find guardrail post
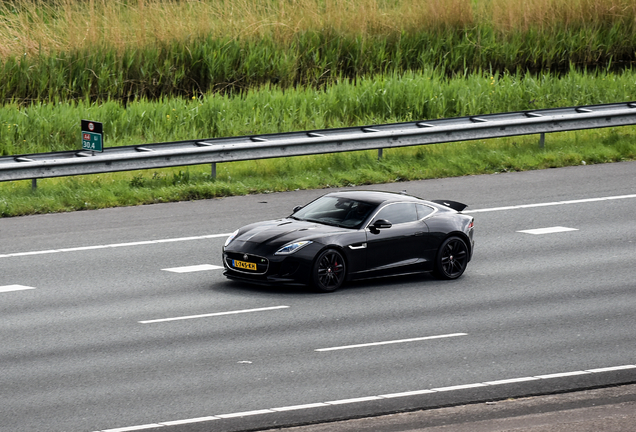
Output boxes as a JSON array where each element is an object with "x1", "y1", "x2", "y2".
[
  {"x1": 539, "y1": 132, "x2": 545, "y2": 149},
  {"x1": 32, "y1": 179, "x2": 37, "y2": 190},
  {"x1": 378, "y1": 148, "x2": 383, "y2": 160},
  {"x1": 211, "y1": 163, "x2": 216, "y2": 179}
]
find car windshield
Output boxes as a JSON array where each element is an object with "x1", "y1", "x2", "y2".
[{"x1": 291, "y1": 196, "x2": 378, "y2": 229}]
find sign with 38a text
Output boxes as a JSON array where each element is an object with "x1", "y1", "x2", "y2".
[{"x1": 81, "y1": 120, "x2": 103, "y2": 152}]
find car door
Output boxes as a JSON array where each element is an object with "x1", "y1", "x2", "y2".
[{"x1": 364, "y1": 202, "x2": 429, "y2": 274}]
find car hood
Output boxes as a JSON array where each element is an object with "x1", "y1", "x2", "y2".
[{"x1": 234, "y1": 219, "x2": 348, "y2": 248}]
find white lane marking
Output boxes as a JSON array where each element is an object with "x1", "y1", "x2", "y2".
[
  {"x1": 431, "y1": 383, "x2": 487, "y2": 392},
  {"x1": 0, "y1": 285, "x2": 36, "y2": 293},
  {"x1": 484, "y1": 376, "x2": 539, "y2": 385},
  {"x1": 378, "y1": 389, "x2": 437, "y2": 398},
  {"x1": 95, "y1": 364, "x2": 636, "y2": 432},
  {"x1": 535, "y1": 371, "x2": 589, "y2": 379},
  {"x1": 138, "y1": 305, "x2": 290, "y2": 324},
  {"x1": 517, "y1": 226, "x2": 579, "y2": 235},
  {"x1": 465, "y1": 193, "x2": 636, "y2": 213},
  {"x1": 4, "y1": 193, "x2": 635, "y2": 260},
  {"x1": 587, "y1": 365, "x2": 636, "y2": 373},
  {"x1": 315, "y1": 333, "x2": 467, "y2": 352},
  {"x1": 0, "y1": 233, "x2": 232, "y2": 259},
  {"x1": 161, "y1": 264, "x2": 223, "y2": 273},
  {"x1": 161, "y1": 417, "x2": 218, "y2": 426},
  {"x1": 216, "y1": 410, "x2": 275, "y2": 419},
  {"x1": 102, "y1": 424, "x2": 162, "y2": 432},
  {"x1": 5, "y1": 192, "x2": 636, "y2": 260},
  {"x1": 325, "y1": 396, "x2": 383, "y2": 405},
  {"x1": 271, "y1": 403, "x2": 330, "y2": 412}
]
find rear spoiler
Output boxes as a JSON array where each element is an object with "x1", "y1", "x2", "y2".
[{"x1": 431, "y1": 200, "x2": 468, "y2": 212}]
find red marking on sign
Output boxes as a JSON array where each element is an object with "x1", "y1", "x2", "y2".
[
  {"x1": 83, "y1": 133, "x2": 90, "y2": 140},
  {"x1": 88, "y1": 122, "x2": 94, "y2": 131}
]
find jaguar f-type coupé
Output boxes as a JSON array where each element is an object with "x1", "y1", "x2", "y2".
[{"x1": 222, "y1": 190, "x2": 474, "y2": 292}]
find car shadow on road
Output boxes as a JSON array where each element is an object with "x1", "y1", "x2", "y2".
[
  {"x1": 208, "y1": 279, "x2": 313, "y2": 296},
  {"x1": 208, "y1": 271, "x2": 455, "y2": 297}
]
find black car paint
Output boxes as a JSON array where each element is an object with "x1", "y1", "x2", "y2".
[{"x1": 222, "y1": 191, "x2": 474, "y2": 288}]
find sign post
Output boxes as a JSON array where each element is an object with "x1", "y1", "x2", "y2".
[{"x1": 81, "y1": 120, "x2": 104, "y2": 152}]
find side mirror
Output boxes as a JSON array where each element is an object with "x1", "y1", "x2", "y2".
[
  {"x1": 370, "y1": 219, "x2": 392, "y2": 233},
  {"x1": 292, "y1": 205, "x2": 303, "y2": 213},
  {"x1": 374, "y1": 219, "x2": 392, "y2": 229}
]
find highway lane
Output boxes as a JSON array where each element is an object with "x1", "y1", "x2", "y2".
[{"x1": 0, "y1": 161, "x2": 635, "y2": 432}]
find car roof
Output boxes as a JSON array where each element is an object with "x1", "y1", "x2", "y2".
[{"x1": 324, "y1": 190, "x2": 425, "y2": 206}]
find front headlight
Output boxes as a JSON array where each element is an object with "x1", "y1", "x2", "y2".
[
  {"x1": 275, "y1": 240, "x2": 312, "y2": 255},
  {"x1": 224, "y1": 229, "x2": 239, "y2": 247}
]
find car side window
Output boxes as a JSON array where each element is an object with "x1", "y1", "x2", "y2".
[
  {"x1": 416, "y1": 204, "x2": 435, "y2": 219},
  {"x1": 372, "y1": 203, "x2": 418, "y2": 225}
]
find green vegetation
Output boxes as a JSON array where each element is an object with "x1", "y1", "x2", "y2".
[
  {"x1": 2, "y1": 25, "x2": 635, "y2": 103},
  {"x1": 1, "y1": 0, "x2": 635, "y2": 103},
  {"x1": 2, "y1": 127, "x2": 635, "y2": 217},
  {"x1": 1, "y1": 0, "x2": 635, "y2": 217},
  {"x1": 3, "y1": 68, "x2": 636, "y2": 155}
]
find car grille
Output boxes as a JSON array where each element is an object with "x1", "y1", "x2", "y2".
[{"x1": 225, "y1": 252, "x2": 269, "y2": 275}]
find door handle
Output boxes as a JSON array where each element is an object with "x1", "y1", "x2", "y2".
[{"x1": 348, "y1": 243, "x2": 367, "y2": 250}]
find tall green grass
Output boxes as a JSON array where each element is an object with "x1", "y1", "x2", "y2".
[
  {"x1": 2, "y1": 25, "x2": 635, "y2": 103},
  {"x1": 2, "y1": 0, "x2": 635, "y2": 217},
  {"x1": 1, "y1": 0, "x2": 635, "y2": 103},
  {"x1": 2, "y1": 67, "x2": 635, "y2": 217},
  {"x1": 2, "y1": 68, "x2": 635, "y2": 156}
]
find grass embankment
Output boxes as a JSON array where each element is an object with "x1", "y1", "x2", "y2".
[
  {"x1": 1, "y1": 0, "x2": 635, "y2": 217},
  {"x1": 2, "y1": 128, "x2": 634, "y2": 217},
  {"x1": 1, "y1": 0, "x2": 635, "y2": 102},
  {"x1": 2, "y1": 68, "x2": 636, "y2": 155},
  {"x1": 1, "y1": 69, "x2": 635, "y2": 217}
]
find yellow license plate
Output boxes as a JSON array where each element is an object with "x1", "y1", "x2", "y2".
[{"x1": 233, "y1": 259, "x2": 257, "y2": 271}]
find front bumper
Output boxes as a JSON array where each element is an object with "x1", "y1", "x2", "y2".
[{"x1": 222, "y1": 248, "x2": 314, "y2": 286}]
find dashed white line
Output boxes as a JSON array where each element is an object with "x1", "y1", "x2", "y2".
[
  {"x1": 3, "y1": 193, "x2": 635, "y2": 260},
  {"x1": 518, "y1": 226, "x2": 579, "y2": 235},
  {"x1": 94, "y1": 364, "x2": 636, "y2": 432},
  {"x1": 161, "y1": 264, "x2": 223, "y2": 273},
  {"x1": 315, "y1": 333, "x2": 467, "y2": 352},
  {"x1": 138, "y1": 305, "x2": 290, "y2": 324},
  {"x1": 0, "y1": 285, "x2": 36, "y2": 293}
]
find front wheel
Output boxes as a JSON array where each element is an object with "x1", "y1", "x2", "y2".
[
  {"x1": 312, "y1": 249, "x2": 346, "y2": 292},
  {"x1": 434, "y1": 236, "x2": 469, "y2": 280}
]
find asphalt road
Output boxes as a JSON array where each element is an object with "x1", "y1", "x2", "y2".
[
  {"x1": 256, "y1": 383, "x2": 636, "y2": 432},
  {"x1": 1, "y1": 161, "x2": 635, "y2": 432}
]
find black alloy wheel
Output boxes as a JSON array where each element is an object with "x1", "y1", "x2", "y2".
[
  {"x1": 434, "y1": 236, "x2": 469, "y2": 280},
  {"x1": 312, "y1": 249, "x2": 346, "y2": 292}
]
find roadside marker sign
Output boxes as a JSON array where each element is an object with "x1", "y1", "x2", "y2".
[{"x1": 81, "y1": 120, "x2": 103, "y2": 152}]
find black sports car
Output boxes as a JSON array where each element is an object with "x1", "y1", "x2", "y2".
[{"x1": 222, "y1": 190, "x2": 474, "y2": 292}]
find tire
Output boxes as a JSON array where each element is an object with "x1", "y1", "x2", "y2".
[
  {"x1": 434, "y1": 236, "x2": 469, "y2": 280},
  {"x1": 312, "y1": 248, "x2": 346, "y2": 292}
]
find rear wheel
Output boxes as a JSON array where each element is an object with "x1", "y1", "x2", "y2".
[
  {"x1": 434, "y1": 236, "x2": 468, "y2": 280},
  {"x1": 312, "y1": 249, "x2": 346, "y2": 292}
]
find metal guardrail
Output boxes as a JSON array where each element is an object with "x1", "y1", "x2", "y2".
[{"x1": 1, "y1": 102, "x2": 635, "y2": 184}]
